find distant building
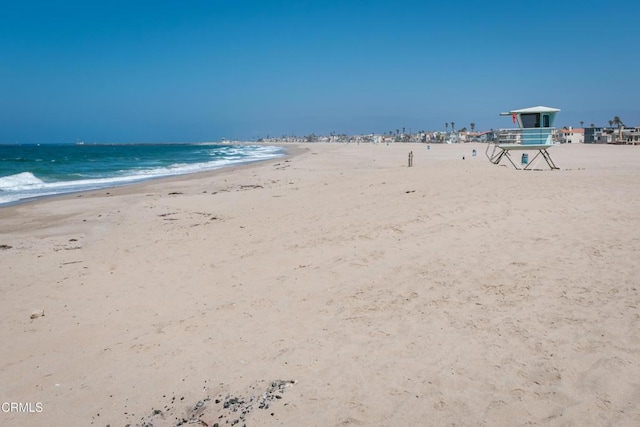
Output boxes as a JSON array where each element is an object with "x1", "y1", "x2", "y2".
[
  {"x1": 558, "y1": 127, "x2": 584, "y2": 144},
  {"x1": 597, "y1": 130, "x2": 615, "y2": 144},
  {"x1": 584, "y1": 127, "x2": 602, "y2": 144},
  {"x1": 622, "y1": 127, "x2": 640, "y2": 144},
  {"x1": 478, "y1": 130, "x2": 496, "y2": 142}
]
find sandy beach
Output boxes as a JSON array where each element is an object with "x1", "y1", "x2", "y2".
[{"x1": 1, "y1": 142, "x2": 640, "y2": 426}]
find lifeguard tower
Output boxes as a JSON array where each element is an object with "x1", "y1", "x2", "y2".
[{"x1": 486, "y1": 106, "x2": 560, "y2": 170}]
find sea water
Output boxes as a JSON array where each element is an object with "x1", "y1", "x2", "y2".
[{"x1": 0, "y1": 143, "x2": 284, "y2": 206}]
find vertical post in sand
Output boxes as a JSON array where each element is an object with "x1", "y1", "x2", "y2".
[{"x1": 408, "y1": 151, "x2": 413, "y2": 167}]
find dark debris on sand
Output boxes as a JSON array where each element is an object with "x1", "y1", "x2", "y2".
[{"x1": 135, "y1": 379, "x2": 295, "y2": 427}]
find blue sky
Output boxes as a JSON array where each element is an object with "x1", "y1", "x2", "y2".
[{"x1": 1, "y1": 0, "x2": 638, "y2": 143}]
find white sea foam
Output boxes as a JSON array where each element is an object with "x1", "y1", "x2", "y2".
[
  {"x1": 0, "y1": 172, "x2": 45, "y2": 191},
  {"x1": 0, "y1": 145, "x2": 284, "y2": 206}
]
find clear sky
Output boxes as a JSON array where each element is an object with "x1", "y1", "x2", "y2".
[{"x1": 1, "y1": 0, "x2": 638, "y2": 143}]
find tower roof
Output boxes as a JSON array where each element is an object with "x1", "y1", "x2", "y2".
[{"x1": 500, "y1": 106, "x2": 561, "y2": 115}]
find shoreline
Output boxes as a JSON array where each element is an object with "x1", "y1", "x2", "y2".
[
  {"x1": 0, "y1": 143, "x2": 302, "y2": 209},
  {"x1": 1, "y1": 142, "x2": 640, "y2": 426},
  {"x1": 3, "y1": 141, "x2": 639, "y2": 209}
]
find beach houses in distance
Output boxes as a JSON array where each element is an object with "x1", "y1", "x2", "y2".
[
  {"x1": 255, "y1": 121, "x2": 640, "y2": 146},
  {"x1": 583, "y1": 126, "x2": 640, "y2": 144}
]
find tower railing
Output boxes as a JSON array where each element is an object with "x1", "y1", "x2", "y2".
[{"x1": 497, "y1": 128, "x2": 558, "y2": 146}]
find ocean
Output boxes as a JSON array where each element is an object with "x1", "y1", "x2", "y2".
[{"x1": 0, "y1": 143, "x2": 284, "y2": 206}]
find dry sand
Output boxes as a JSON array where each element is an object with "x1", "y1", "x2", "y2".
[{"x1": 1, "y1": 142, "x2": 640, "y2": 426}]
